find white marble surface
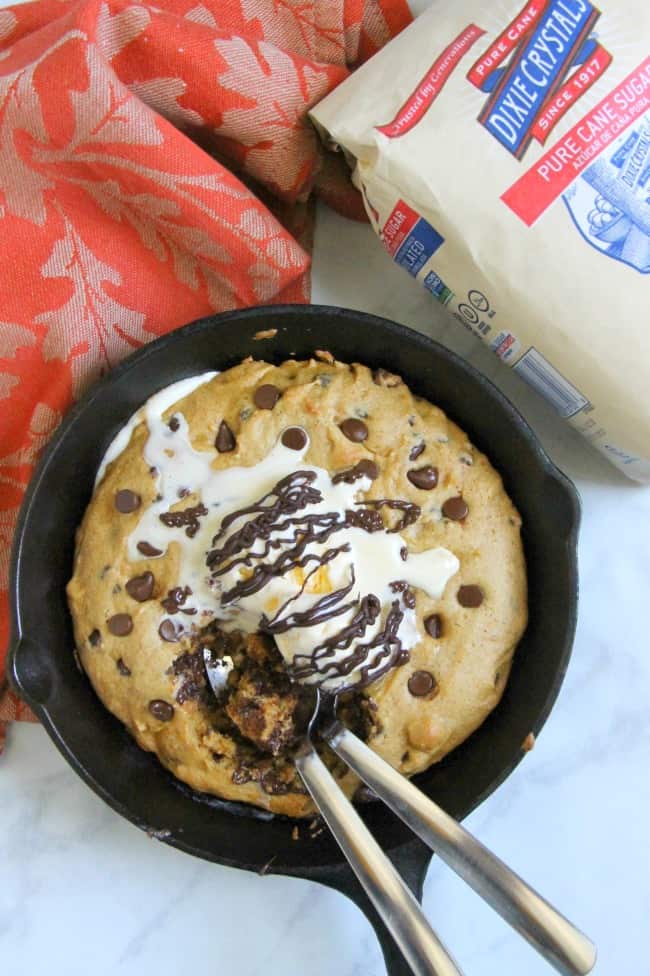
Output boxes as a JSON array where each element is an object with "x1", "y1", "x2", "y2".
[
  {"x1": 3, "y1": 200, "x2": 649, "y2": 976},
  {"x1": 2, "y1": 2, "x2": 650, "y2": 971}
]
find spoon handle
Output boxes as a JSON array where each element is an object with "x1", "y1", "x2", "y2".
[
  {"x1": 295, "y1": 743, "x2": 463, "y2": 976},
  {"x1": 327, "y1": 725, "x2": 596, "y2": 976}
]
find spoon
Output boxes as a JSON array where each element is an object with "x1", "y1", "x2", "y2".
[
  {"x1": 204, "y1": 656, "x2": 596, "y2": 976},
  {"x1": 205, "y1": 649, "x2": 463, "y2": 976},
  {"x1": 305, "y1": 688, "x2": 596, "y2": 976}
]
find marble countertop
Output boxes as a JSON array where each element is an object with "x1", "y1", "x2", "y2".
[{"x1": 4, "y1": 201, "x2": 649, "y2": 976}]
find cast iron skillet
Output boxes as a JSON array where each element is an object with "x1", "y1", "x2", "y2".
[{"x1": 9, "y1": 305, "x2": 580, "y2": 975}]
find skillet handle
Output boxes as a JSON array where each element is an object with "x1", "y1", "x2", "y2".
[
  {"x1": 328, "y1": 725, "x2": 597, "y2": 976},
  {"x1": 295, "y1": 743, "x2": 463, "y2": 976},
  {"x1": 309, "y1": 837, "x2": 434, "y2": 976}
]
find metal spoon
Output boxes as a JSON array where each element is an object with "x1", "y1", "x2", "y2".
[
  {"x1": 311, "y1": 688, "x2": 597, "y2": 976},
  {"x1": 205, "y1": 649, "x2": 463, "y2": 976},
  {"x1": 295, "y1": 738, "x2": 464, "y2": 976},
  {"x1": 204, "y1": 655, "x2": 596, "y2": 976}
]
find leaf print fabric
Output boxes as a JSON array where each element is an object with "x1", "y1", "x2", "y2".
[{"x1": 0, "y1": 0, "x2": 412, "y2": 745}]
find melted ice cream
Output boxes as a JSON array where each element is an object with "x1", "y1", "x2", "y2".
[{"x1": 99, "y1": 378, "x2": 460, "y2": 691}]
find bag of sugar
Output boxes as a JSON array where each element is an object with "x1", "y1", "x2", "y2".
[{"x1": 311, "y1": 0, "x2": 650, "y2": 481}]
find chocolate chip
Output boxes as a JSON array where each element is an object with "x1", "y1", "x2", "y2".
[
  {"x1": 281, "y1": 426, "x2": 307, "y2": 451},
  {"x1": 125, "y1": 571, "x2": 155, "y2": 602},
  {"x1": 115, "y1": 489, "x2": 141, "y2": 513},
  {"x1": 408, "y1": 670, "x2": 438, "y2": 697},
  {"x1": 159, "y1": 618, "x2": 183, "y2": 642},
  {"x1": 107, "y1": 613, "x2": 133, "y2": 637},
  {"x1": 442, "y1": 496, "x2": 469, "y2": 521},
  {"x1": 168, "y1": 415, "x2": 179, "y2": 432},
  {"x1": 457, "y1": 584, "x2": 484, "y2": 608},
  {"x1": 340, "y1": 418, "x2": 368, "y2": 442},
  {"x1": 409, "y1": 442, "x2": 425, "y2": 461},
  {"x1": 407, "y1": 465, "x2": 438, "y2": 490},
  {"x1": 148, "y1": 699, "x2": 174, "y2": 722},
  {"x1": 177, "y1": 487, "x2": 190, "y2": 499},
  {"x1": 400, "y1": 546, "x2": 408, "y2": 561},
  {"x1": 215, "y1": 419, "x2": 236, "y2": 453},
  {"x1": 116, "y1": 658, "x2": 131, "y2": 676},
  {"x1": 424, "y1": 614, "x2": 442, "y2": 638},
  {"x1": 136, "y1": 540, "x2": 163, "y2": 557},
  {"x1": 88, "y1": 629, "x2": 101, "y2": 647},
  {"x1": 253, "y1": 384, "x2": 281, "y2": 410}
]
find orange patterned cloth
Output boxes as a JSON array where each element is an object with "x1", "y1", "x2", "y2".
[{"x1": 0, "y1": 0, "x2": 411, "y2": 748}]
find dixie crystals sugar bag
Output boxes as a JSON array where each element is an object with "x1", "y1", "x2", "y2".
[{"x1": 311, "y1": 0, "x2": 650, "y2": 481}]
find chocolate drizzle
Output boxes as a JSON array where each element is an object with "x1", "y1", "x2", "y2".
[
  {"x1": 205, "y1": 468, "x2": 424, "y2": 692},
  {"x1": 208, "y1": 472, "x2": 349, "y2": 604},
  {"x1": 262, "y1": 568, "x2": 357, "y2": 635},
  {"x1": 291, "y1": 593, "x2": 381, "y2": 679},
  {"x1": 355, "y1": 498, "x2": 420, "y2": 533},
  {"x1": 161, "y1": 585, "x2": 195, "y2": 615},
  {"x1": 332, "y1": 459, "x2": 379, "y2": 484},
  {"x1": 345, "y1": 508, "x2": 384, "y2": 533},
  {"x1": 159, "y1": 502, "x2": 208, "y2": 538},
  {"x1": 389, "y1": 579, "x2": 416, "y2": 609},
  {"x1": 292, "y1": 600, "x2": 408, "y2": 688}
]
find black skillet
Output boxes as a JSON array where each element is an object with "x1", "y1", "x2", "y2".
[{"x1": 8, "y1": 305, "x2": 580, "y2": 975}]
